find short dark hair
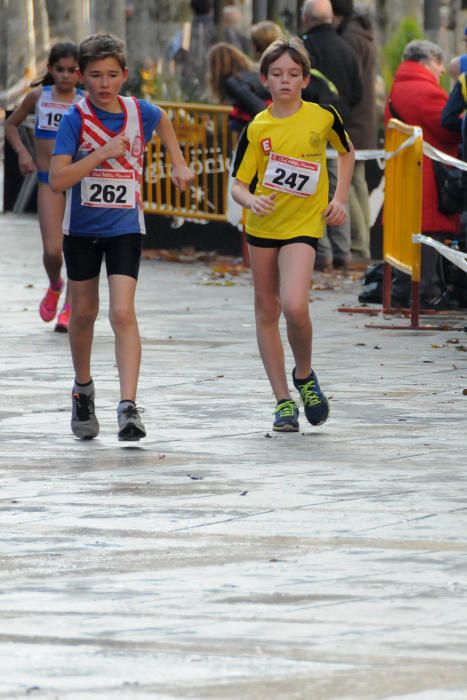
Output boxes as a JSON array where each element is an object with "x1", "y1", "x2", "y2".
[
  {"x1": 79, "y1": 33, "x2": 126, "y2": 73},
  {"x1": 190, "y1": 0, "x2": 211, "y2": 15},
  {"x1": 330, "y1": 0, "x2": 354, "y2": 16},
  {"x1": 259, "y1": 37, "x2": 311, "y2": 78}
]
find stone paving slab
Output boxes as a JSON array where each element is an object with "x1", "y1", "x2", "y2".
[{"x1": 0, "y1": 213, "x2": 466, "y2": 699}]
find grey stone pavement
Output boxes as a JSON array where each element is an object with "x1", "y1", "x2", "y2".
[{"x1": 0, "y1": 212, "x2": 467, "y2": 700}]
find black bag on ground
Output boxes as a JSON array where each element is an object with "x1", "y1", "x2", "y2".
[
  {"x1": 432, "y1": 160, "x2": 463, "y2": 215},
  {"x1": 358, "y1": 262, "x2": 385, "y2": 304}
]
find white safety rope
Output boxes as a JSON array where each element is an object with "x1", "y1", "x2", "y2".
[{"x1": 412, "y1": 234, "x2": 467, "y2": 274}]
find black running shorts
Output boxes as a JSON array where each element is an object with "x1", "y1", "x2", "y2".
[
  {"x1": 246, "y1": 234, "x2": 319, "y2": 251},
  {"x1": 63, "y1": 233, "x2": 142, "y2": 281}
]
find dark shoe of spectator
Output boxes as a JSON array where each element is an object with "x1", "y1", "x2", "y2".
[
  {"x1": 315, "y1": 260, "x2": 333, "y2": 273},
  {"x1": 333, "y1": 258, "x2": 349, "y2": 271},
  {"x1": 421, "y1": 291, "x2": 460, "y2": 311}
]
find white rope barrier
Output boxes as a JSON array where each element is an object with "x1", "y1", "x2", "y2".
[
  {"x1": 412, "y1": 234, "x2": 467, "y2": 274},
  {"x1": 327, "y1": 130, "x2": 467, "y2": 172}
]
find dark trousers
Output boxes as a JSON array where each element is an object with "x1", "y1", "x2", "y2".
[{"x1": 392, "y1": 232, "x2": 449, "y2": 304}]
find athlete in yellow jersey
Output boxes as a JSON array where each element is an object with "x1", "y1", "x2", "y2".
[{"x1": 231, "y1": 37, "x2": 355, "y2": 432}]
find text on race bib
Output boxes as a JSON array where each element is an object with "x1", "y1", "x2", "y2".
[
  {"x1": 81, "y1": 170, "x2": 136, "y2": 209},
  {"x1": 263, "y1": 152, "x2": 321, "y2": 197},
  {"x1": 36, "y1": 101, "x2": 70, "y2": 132}
]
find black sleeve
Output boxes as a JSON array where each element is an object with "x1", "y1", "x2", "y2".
[
  {"x1": 441, "y1": 80, "x2": 464, "y2": 133},
  {"x1": 322, "y1": 104, "x2": 351, "y2": 152},
  {"x1": 224, "y1": 76, "x2": 267, "y2": 117},
  {"x1": 232, "y1": 125, "x2": 250, "y2": 178}
]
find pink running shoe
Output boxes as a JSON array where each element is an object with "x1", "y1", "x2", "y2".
[
  {"x1": 39, "y1": 279, "x2": 64, "y2": 322},
  {"x1": 54, "y1": 304, "x2": 71, "y2": 333}
]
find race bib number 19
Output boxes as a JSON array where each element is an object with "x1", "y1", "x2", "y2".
[
  {"x1": 36, "y1": 100, "x2": 70, "y2": 132},
  {"x1": 263, "y1": 152, "x2": 320, "y2": 197},
  {"x1": 81, "y1": 170, "x2": 136, "y2": 209}
]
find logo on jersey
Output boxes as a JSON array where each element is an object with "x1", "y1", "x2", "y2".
[
  {"x1": 80, "y1": 141, "x2": 94, "y2": 153},
  {"x1": 309, "y1": 131, "x2": 321, "y2": 147},
  {"x1": 261, "y1": 138, "x2": 272, "y2": 153},
  {"x1": 131, "y1": 135, "x2": 143, "y2": 158}
]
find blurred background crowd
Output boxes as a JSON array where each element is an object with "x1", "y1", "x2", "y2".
[
  {"x1": 1, "y1": 0, "x2": 467, "y2": 308},
  {"x1": 1, "y1": 1, "x2": 466, "y2": 110}
]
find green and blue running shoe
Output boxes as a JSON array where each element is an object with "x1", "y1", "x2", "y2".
[
  {"x1": 273, "y1": 399, "x2": 299, "y2": 432},
  {"x1": 292, "y1": 368, "x2": 329, "y2": 426}
]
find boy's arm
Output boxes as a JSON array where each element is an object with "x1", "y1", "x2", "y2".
[
  {"x1": 231, "y1": 179, "x2": 275, "y2": 216},
  {"x1": 324, "y1": 143, "x2": 355, "y2": 227},
  {"x1": 154, "y1": 109, "x2": 193, "y2": 191},
  {"x1": 49, "y1": 134, "x2": 130, "y2": 193},
  {"x1": 4, "y1": 90, "x2": 40, "y2": 175}
]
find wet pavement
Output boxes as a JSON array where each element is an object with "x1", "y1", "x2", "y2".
[{"x1": 1, "y1": 212, "x2": 467, "y2": 700}]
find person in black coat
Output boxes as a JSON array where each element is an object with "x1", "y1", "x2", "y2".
[
  {"x1": 301, "y1": 0, "x2": 362, "y2": 116},
  {"x1": 301, "y1": 0, "x2": 361, "y2": 270}
]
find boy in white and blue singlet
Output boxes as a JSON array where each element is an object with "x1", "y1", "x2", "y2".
[{"x1": 50, "y1": 33, "x2": 193, "y2": 442}]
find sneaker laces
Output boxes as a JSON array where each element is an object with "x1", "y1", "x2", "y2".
[
  {"x1": 121, "y1": 404, "x2": 145, "y2": 418},
  {"x1": 299, "y1": 378, "x2": 322, "y2": 407},
  {"x1": 275, "y1": 400, "x2": 297, "y2": 417},
  {"x1": 73, "y1": 392, "x2": 93, "y2": 420}
]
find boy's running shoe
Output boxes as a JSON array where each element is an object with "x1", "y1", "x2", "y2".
[
  {"x1": 71, "y1": 386, "x2": 99, "y2": 439},
  {"x1": 54, "y1": 304, "x2": 71, "y2": 333},
  {"x1": 273, "y1": 399, "x2": 299, "y2": 432},
  {"x1": 118, "y1": 403, "x2": 146, "y2": 441},
  {"x1": 293, "y1": 368, "x2": 329, "y2": 426},
  {"x1": 39, "y1": 278, "x2": 64, "y2": 322}
]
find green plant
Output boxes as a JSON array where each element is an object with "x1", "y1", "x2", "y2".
[{"x1": 382, "y1": 16, "x2": 424, "y2": 92}]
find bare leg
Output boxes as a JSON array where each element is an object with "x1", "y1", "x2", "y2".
[
  {"x1": 37, "y1": 183, "x2": 66, "y2": 287},
  {"x1": 68, "y1": 277, "x2": 99, "y2": 383},
  {"x1": 278, "y1": 243, "x2": 316, "y2": 379},
  {"x1": 249, "y1": 245, "x2": 290, "y2": 401},
  {"x1": 108, "y1": 274, "x2": 140, "y2": 402}
]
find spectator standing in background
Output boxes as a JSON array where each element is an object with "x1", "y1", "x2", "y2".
[
  {"x1": 385, "y1": 40, "x2": 461, "y2": 310},
  {"x1": 331, "y1": 0, "x2": 377, "y2": 262},
  {"x1": 222, "y1": 5, "x2": 251, "y2": 56},
  {"x1": 301, "y1": 0, "x2": 362, "y2": 270},
  {"x1": 167, "y1": 0, "x2": 217, "y2": 102},
  {"x1": 448, "y1": 27, "x2": 467, "y2": 80},
  {"x1": 207, "y1": 43, "x2": 271, "y2": 132},
  {"x1": 250, "y1": 20, "x2": 283, "y2": 59}
]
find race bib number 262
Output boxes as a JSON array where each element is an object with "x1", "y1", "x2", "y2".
[
  {"x1": 263, "y1": 152, "x2": 320, "y2": 197},
  {"x1": 81, "y1": 170, "x2": 136, "y2": 209}
]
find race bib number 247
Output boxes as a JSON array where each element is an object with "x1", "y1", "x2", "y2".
[{"x1": 263, "y1": 152, "x2": 320, "y2": 197}]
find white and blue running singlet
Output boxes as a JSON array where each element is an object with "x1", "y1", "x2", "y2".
[
  {"x1": 63, "y1": 95, "x2": 146, "y2": 237},
  {"x1": 35, "y1": 85, "x2": 83, "y2": 140}
]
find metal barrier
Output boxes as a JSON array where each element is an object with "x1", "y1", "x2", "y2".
[
  {"x1": 381, "y1": 118, "x2": 423, "y2": 328},
  {"x1": 144, "y1": 101, "x2": 238, "y2": 223}
]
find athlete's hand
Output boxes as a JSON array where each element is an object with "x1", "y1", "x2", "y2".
[
  {"x1": 101, "y1": 135, "x2": 130, "y2": 160},
  {"x1": 18, "y1": 152, "x2": 37, "y2": 177},
  {"x1": 324, "y1": 198, "x2": 347, "y2": 227},
  {"x1": 250, "y1": 194, "x2": 276, "y2": 217},
  {"x1": 171, "y1": 163, "x2": 194, "y2": 192}
]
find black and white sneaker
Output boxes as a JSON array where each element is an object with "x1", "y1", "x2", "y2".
[{"x1": 117, "y1": 402, "x2": 146, "y2": 441}]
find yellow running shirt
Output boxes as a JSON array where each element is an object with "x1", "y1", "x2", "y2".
[{"x1": 233, "y1": 101, "x2": 351, "y2": 240}]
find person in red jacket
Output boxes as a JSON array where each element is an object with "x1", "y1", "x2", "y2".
[{"x1": 384, "y1": 40, "x2": 461, "y2": 309}]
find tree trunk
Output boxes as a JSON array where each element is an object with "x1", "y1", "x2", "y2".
[
  {"x1": 90, "y1": 0, "x2": 126, "y2": 39},
  {"x1": 45, "y1": 0, "x2": 90, "y2": 43}
]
